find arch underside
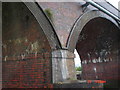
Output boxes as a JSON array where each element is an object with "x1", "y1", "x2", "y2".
[
  {"x1": 76, "y1": 17, "x2": 120, "y2": 80},
  {"x1": 67, "y1": 10, "x2": 119, "y2": 52},
  {"x1": 2, "y1": 2, "x2": 120, "y2": 88},
  {"x1": 67, "y1": 10, "x2": 120, "y2": 83},
  {"x1": 2, "y1": 2, "x2": 60, "y2": 88}
]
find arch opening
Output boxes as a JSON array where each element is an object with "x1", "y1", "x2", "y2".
[
  {"x1": 75, "y1": 17, "x2": 120, "y2": 87},
  {"x1": 74, "y1": 49, "x2": 82, "y2": 80}
]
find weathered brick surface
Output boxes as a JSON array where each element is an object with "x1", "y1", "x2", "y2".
[
  {"x1": 39, "y1": 2, "x2": 83, "y2": 47},
  {"x1": 81, "y1": 60, "x2": 119, "y2": 80},
  {"x1": 2, "y1": 54, "x2": 52, "y2": 88},
  {"x1": 2, "y1": 2, "x2": 120, "y2": 88},
  {"x1": 76, "y1": 18, "x2": 120, "y2": 80},
  {"x1": 2, "y1": 2, "x2": 52, "y2": 88}
]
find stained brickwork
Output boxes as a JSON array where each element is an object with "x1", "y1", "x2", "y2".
[
  {"x1": 39, "y1": 2, "x2": 83, "y2": 47},
  {"x1": 76, "y1": 17, "x2": 120, "y2": 80},
  {"x1": 2, "y1": 2, "x2": 52, "y2": 88},
  {"x1": 2, "y1": 53, "x2": 53, "y2": 88},
  {"x1": 82, "y1": 61, "x2": 119, "y2": 80},
  {"x1": 2, "y1": 1, "x2": 120, "y2": 88}
]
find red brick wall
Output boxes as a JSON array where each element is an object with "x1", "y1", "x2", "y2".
[
  {"x1": 82, "y1": 60, "x2": 119, "y2": 80},
  {"x1": 76, "y1": 18, "x2": 120, "y2": 80},
  {"x1": 2, "y1": 53, "x2": 52, "y2": 88},
  {"x1": 39, "y1": 2, "x2": 83, "y2": 47},
  {"x1": 2, "y1": 2, "x2": 53, "y2": 88}
]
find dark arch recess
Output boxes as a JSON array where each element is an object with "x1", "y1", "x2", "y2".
[
  {"x1": 2, "y1": 2, "x2": 61, "y2": 88},
  {"x1": 67, "y1": 10, "x2": 119, "y2": 52},
  {"x1": 76, "y1": 17, "x2": 120, "y2": 87},
  {"x1": 67, "y1": 10, "x2": 120, "y2": 87}
]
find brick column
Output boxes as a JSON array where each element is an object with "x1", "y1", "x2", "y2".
[{"x1": 52, "y1": 50, "x2": 76, "y2": 83}]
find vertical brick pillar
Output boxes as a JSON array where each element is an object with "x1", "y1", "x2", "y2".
[{"x1": 52, "y1": 50, "x2": 76, "y2": 83}]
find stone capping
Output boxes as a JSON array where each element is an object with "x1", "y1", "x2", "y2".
[{"x1": 52, "y1": 50, "x2": 75, "y2": 59}]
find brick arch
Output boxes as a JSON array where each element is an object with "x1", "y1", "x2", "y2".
[
  {"x1": 66, "y1": 10, "x2": 120, "y2": 87},
  {"x1": 24, "y1": 2, "x2": 62, "y2": 49},
  {"x1": 2, "y1": 2, "x2": 61, "y2": 88},
  {"x1": 76, "y1": 17, "x2": 120, "y2": 79},
  {"x1": 66, "y1": 10, "x2": 119, "y2": 52}
]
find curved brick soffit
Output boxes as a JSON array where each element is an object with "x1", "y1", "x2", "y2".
[
  {"x1": 66, "y1": 10, "x2": 120, "y2": 52},
  {"x1": 23, "y1": 2, "x2": 62, "y2": 50}
]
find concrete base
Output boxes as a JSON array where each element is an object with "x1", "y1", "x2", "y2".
[
  {"x1": 54, "y1": 80, "x2": 104, "y2": 88},
  {"x1": 52, "y1": 50, "x2": 76, "y2": 83}
]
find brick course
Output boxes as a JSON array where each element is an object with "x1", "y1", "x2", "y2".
[{"x1": 2, "y1": 2, "x2": 52, "y2": 88}]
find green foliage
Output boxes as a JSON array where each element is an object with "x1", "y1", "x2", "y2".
[
  {"x1": 44, "y1": 8, "x2": 53, "y2": 21},
  {"x1": 76, "y1": 67, "x2": 82, "y2": 71}
]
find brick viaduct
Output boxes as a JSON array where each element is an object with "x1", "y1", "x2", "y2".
[{"x1": 1, "y1": 1, "x2": 120, "y2": 88}]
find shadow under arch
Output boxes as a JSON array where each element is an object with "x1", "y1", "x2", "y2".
[
  {"x1": 66, "y1": 10, "x2": 120, "y2": 87},
  {"x1": 67, "y1": 10, "x2": 119, "y2": 52},
  {"x1": 2, "y1": 2, "x2": 61, "y2": 88}
]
